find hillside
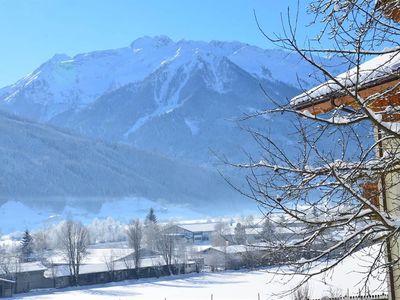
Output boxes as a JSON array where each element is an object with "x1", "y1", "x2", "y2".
[{"x1": 0, "y1": 111, "x2": 242, "y2": 212}]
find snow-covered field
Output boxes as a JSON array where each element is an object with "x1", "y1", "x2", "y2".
[{"x1": 14, "y1": 247, "x2": 387, "y2": 300}]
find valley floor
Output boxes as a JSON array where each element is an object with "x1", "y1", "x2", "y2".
[{"x1": 14, "y1": 247, "x2": 387, "y2": 300}]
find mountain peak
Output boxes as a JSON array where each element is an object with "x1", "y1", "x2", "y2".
[
  {"x1": 49, "y1": 53, "x2": 71, "y2": 63},
  {"x1": 130, "y1": 35, "x2": 174, "y2": 49}
]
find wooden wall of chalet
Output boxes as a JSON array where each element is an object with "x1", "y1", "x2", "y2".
[{"x1": 379, "y1": 0, "x2": 400, "y2": 22}]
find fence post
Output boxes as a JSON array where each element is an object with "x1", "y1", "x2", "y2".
[
  {"x1": 211, "y1": 293, "x2": 213, "y2": 300},
  {"x1": 258, "y1": 292, "x2": 260, "y2": 300}
]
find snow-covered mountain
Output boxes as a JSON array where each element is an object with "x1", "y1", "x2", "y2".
[{"x1": 0, "y1": 36, "x2": 340, "y2": 164}]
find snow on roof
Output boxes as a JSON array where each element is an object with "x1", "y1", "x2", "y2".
[
  {"x1": 203, "y1": 244, "x2": 267, "y2": 254},
  {"x1": 245, "y1": 227, "x2": 262, "y2": 235},
  {"x1": 115, "y1": 248, "x2": 159, "y2": 261},
  {"x1": 291, "y1": 50, "x2": 400, "y2": 108},
  {"x1": 84, "y1": 248, "x2": 133, "y2": 264},
  {"x1": 19, "y1": 261, "x2": 47, "y2": 273},
  {"x1": 0, "y1": 261, "x2": 47, "y2": 275},
  {"x1": 44, "y1": 256, "x2": 193, "y2": 278},
  {"x1": 274, "y1": 225, "x2": 305, "y2": 235},
  {"x1": 224, "y1": 245, "x2": 256, "y2": 254},
  {"x1": 0, "y1": 278, "x2": 15, "y2": 284},
  {"x1": 45, "y1": 248, "x2": 134, "y2": 265},
  {"x1": 191, "y1": 245, "x2": 214, "y2": 252},
  {"x1": 222, "y1": 227, "x2": 263, "y2": 236},
  {"x1": 45, "y1": 256, "x2": 166, "y2": 278},
  {"x1": 176, "y1": 222, "x2": 220, "y2": 233}
]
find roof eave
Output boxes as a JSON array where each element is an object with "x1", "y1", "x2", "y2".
[{"x1": 291, "y1": 73, "x2": 400, "y2": 112}]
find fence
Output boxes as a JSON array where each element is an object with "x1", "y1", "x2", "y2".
[
  {"x1": 310, "y1": 294, "x2": 388, "y2": 300},
  {"x1": 168, "y1": 293, "x2": 388, "y2": 300},
  {"x1": 53, "y1": 263, "x2": 197, "y2": 289},
  {"x1": 163, "y1": 294, "x2": 261, "y2": 300}
]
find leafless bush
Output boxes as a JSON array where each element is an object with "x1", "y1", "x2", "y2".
[{"x1": 293, "y1": 284, "x2": 310, "y2": 300}]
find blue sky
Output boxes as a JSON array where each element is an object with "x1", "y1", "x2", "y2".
[{"x1": 0, "y1": 0, "x2": 314, "y2": 87}]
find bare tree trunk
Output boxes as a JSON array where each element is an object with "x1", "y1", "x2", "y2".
[{"x1": 127, "y1": 219, "x2": 143, "y2": 279}]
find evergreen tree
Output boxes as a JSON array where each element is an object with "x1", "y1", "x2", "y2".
[
  {"x1": 145, "y1": 208, "x2": 157, "y2": 224},
  {"x1": 261, "y1": 219, "x2": 275, "y2": 242},
  {"x1": 143, "y1": 208, "x2": 159, "y2": 251},
  {"x1": 234, "y1": 223, "x2": 246, "y2": 245},
  {"x1": 20, "y1": 229, "x2": 33, "y2": 262}
]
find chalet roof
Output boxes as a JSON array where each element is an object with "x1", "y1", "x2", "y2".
[
  {"x1": 274, "y1": 225, "x2": 305, "y2": 235},
  {"x1": 0, "y1": 261, "x2": 47, "y2": 275},
  {"x1": 115, "y1": 248, "x2": 159, "y2": 262},
  {"x1": 84, "y1": 248, "x2": 133, "y2": 264},
  {"x1": 176, "y1": 223, "x2": 220, "y2": 233},
  {"x1": 223, "y1": 227, "x2": 263, "y2": 236},
  {"x1": 291, "y1": 50, "x2": 400, "y2": 110},
  {"x1": 0, "y1": 278, "x2": 15, "y2": 284},
  {"x1": 19, "y1": 261, "x2": 47, "y2": 273},
  {"x1": 202, "y1": 244, "x2": 268, "y2": 254},
  {"x1": 45, "y1": 247, "x2": 134, "y2": 265}
]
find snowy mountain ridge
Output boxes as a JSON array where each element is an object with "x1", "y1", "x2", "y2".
[{"x1": 0, "y1": 36, "x2": 320, "y2": 122}]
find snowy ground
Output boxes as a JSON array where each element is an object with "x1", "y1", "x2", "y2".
[{"x1": 14, "y1": 247, "x2": 387, "y2": 300}]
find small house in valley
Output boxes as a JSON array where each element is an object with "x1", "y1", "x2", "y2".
[
  {"x1": 164, "y1": 223, "x2": 221, "y2": 244},
  {"x1": 0, "y1": 278, "x2": 15, "y2": 298}
]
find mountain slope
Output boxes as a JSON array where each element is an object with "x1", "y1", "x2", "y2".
[
  {"x1": 49, "y1": 52, "x2": 299, "y2": 162},
  {"x1": 0, "y1": 111, "x2": 242, "y2": 212}
]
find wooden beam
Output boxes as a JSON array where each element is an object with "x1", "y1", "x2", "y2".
[
  {"x1": 378, "y1": 0, "x2": 400, "y2": 22},
  {"x1": 299, "y1": 79, "x2": 400, "y2": 120}
]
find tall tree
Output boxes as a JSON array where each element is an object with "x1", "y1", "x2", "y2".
[
  {"x1": 260, "y1": 219, "x2": 275, "y2": 243},
  {"x1": 57, "y1": 220, "x2": 89, "y2": 286},
  {"x1": 234, "y1": 223, "x2": 246, "y2": 245},
  {"x1": 145, "y1": 208, "x2": 157, "y2": 224},
  {"x1": 144, "y1": 208, "x2": 160, "y2": 251},
  {"x1": 20, "y1": 229, "x2": 33, "y2": 262},
  {"x1": 127, "y1": 219, "x2": 143, "y2": 276},
  {"x1": 211, "y1": 222, "x2": 229, "y2": 247},
  {"x1": 156, "y1": 224, "x2": 176, "y2": 275}
]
